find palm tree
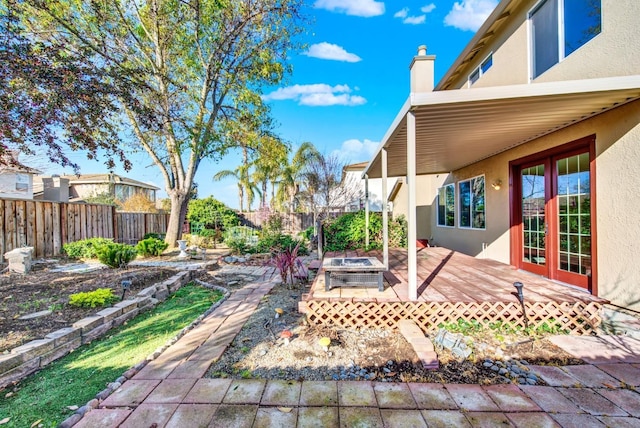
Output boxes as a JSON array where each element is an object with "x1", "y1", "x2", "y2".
[
  {"x1": 274, "y1": 142, "x2": 320, "y2": 213},
  {"x1": 252, "y1": 135, "x2": 289, "y2": 209},
  {"x1": 213, "y1": 168, "x2": 245, "y2": 212}
]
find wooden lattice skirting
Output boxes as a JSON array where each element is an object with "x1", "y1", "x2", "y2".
[{"x1": 303, "y1": 300, "x2": 603, "y2": 335}]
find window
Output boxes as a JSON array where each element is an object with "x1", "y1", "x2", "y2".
[
  {"x1": 468, "y1": 53, "x2": 493, "y2": 86},
  {"x1": 459, "y1": 176, "x2": 485, "y2": 229},
  {"x1": 530, "y1": 0, "x2": 601, "y2": 79},
  {"x1": 15, "y1": 174, "x2": 28, "y2": 192},
  {"x1": 437, "y1": 184, "x2": 455, "y2": 227}
]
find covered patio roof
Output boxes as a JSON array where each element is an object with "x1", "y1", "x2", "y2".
[{"x1": 363, "y1": 75, "x2": 640, "y2": 179}]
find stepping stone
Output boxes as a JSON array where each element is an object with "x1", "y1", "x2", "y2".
[
  {"x1": 483, "y1": 384, "x2": 541, "y2": 412},
  {"x1": 297, "y1": 407, "x2": 339, "y2": 428},
  {"x1": 339, "y1": 407, "x2": 383, "y2": 428},
  {"x1": 380, "y1": 409, "x2": 427, "y2": 428},
  {"x1": 165, "y1": 404, "x2": 217, "y2": 428},
  {"x1": 420, "y1": 410, "x2": 471, "y2": 428},
  {"x1": 338, "y1": 381, "x2": 377, "y2": 407},
  {"x1": 407, "y1": 383, "x2": 458, "y2": 410},
  {"x1": 374, "y1": 382, "x2": 417, "y2": 409},
  {"x1": 299, "y1": 381, "x2": 338, "y2": 406},
  {"x1": 253, "y1": 407, "x2": 298, "y2": 428}
]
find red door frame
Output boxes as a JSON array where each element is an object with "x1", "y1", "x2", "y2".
[{"x1": 509, "y1": 135, "x2": 597, "y2": 295}]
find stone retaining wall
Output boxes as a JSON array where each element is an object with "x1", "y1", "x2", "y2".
[{"x1": 0, "y1": 271, "x2": 193, "y2": 390}]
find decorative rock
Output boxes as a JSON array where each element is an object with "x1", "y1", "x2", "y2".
[
  {"x1": 18, "y1": 310, "x2": 53, "y2": 320},
  {"x1": 483, "y1": 361, "x2": 493, "y2": 368},
  {"x1": 526, "y1": 378, "x2": 537, "y2": 385},
  {"x1": 75, "y1": 405, "x2": 91, "y2": 417},
  {"x1": 490, "y1": 365, "x2": 500, "y2": 372},
  {"x1": 4, "y1": 247, "x2": 34, "y2": 274},
  {"x1": 498, "y1": 368, "x2": 508, "y2": 375}
]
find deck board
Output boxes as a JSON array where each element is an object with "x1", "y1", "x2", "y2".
[{"x1": 308, "y1": 247, "x2": 606, "y2": 305}]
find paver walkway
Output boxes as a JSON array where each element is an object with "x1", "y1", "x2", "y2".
[{"x1": 73, "y1": 274, "x2": 640, "y2": 427}]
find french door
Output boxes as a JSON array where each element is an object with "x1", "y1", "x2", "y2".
[{"x1": 512, "y1": 137, "x2": 595, "y2": 291}]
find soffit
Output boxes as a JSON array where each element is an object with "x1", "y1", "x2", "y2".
[{"x1": 364, "y1": 76, "x2": 640, "y2": 179}]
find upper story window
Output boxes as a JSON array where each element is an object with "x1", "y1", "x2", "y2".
[
  {"x1": 15, "y1": 174, "x2": 28, "y2": 192},
  {"x1": 530, "y1": 0, "x2": 601, "y2": 79},
  {"x1": 468, "y1": 53, "x2": 493, "y2": 87},
  {"x1": 437, "y1": 184, "x2": 455, "y2": 227}
]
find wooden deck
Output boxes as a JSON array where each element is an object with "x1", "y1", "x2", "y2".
[{"x1": 300, "y1": 247, "x2": 606, "y2": 334}]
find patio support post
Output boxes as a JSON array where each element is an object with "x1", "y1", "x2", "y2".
[
  {"x1": 365, "y1": 174, "x2": 370, "y2": 249},
  {"x1": 382, "y1": 148, "x2": 389, "y2": 269},
  {"x1": 407, "y1": 111, "x2": 417, "y2": 301}
]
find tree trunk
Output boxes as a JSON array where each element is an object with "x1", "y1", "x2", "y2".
[{"x1": 165, "y1": 191, "x2": 189, "y2": 247}]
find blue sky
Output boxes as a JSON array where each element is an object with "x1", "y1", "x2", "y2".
[{"x1": 28, "y1": 0, "x2": 498, "y2": 209}]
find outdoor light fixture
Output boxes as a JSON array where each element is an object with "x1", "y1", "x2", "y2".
[
  {"x1": 491, "y1": 179, "x2": 502, "y2": 190},
  {"x1": 513, "y1": 281, "x2": 529, "y2": 329},
  {"x1": 121, "y1": 279, "x2": 132, "y2": 300}
]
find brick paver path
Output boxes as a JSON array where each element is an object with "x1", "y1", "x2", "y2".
[{"x1": 73, "y1": 276, "x2": 640, "y2": 427}]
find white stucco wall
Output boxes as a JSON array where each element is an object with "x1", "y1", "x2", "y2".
[{"x1": 0, "y1": 171, "x2": 34, "y2": 200}]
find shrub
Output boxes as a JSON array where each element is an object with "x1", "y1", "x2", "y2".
[
  {"x1": 255, "y1": 233, "x2": 309, "y2": 256},
  {"x1": 95, "y1": 242, "x2": 137, "y2": 268},
  {"x1": 136, "y1": 237, "x2": 169, "y2": 257},
  {"x1": 224, "y1": 226, "x2": 258, "y2": 254},
  {"x1": 322, "y1": 211, "x2": 408, "y2": 252},
  {"x1": 69, "y1": 288, "x2": 117, "y2": 308},
  {"x1": 62, "y1": 237, "x2": 114, "y2": 259},
  {"x1": 187, "y1": 197, "x2": 239, "y2": 232},
  {"x1": 143, "y1": 232, "x2": 165, "y2": 240}
]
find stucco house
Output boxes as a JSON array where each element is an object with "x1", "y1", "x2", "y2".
[
  {"x1": 34, "y1": 173, "x2": 160, "y2": 203},
  {"x1": 0, "y1": 151, "x2": 41, "y2": 200},
  {"x1": 363, "y1": 0, "x2": 640, "y2": 310}
]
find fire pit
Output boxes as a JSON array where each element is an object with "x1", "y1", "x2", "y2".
[{"x1": 322, "y1": 257, "x2": 386, "y2": 292}]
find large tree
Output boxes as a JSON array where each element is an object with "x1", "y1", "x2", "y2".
[
  {"x1": 18, "y1": 0, "x2": 306, "y2": 245},
  {"x1": 0, "y1": 7, "x2": 153, "y2": 172}
]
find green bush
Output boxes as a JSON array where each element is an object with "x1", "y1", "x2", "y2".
[
  {"x1": 143, "y1": 232, "x2": 165, "y2": 240},
  {"x1": 322, "y1": 211, "x2": 407, "y2": 252},
  {"x1": 69, "y1": 288, "x2": 117, "y2": 308},
  {"x1": 255, "y1": 233, "x2": 309, "y2": 256},
  {"x1": 95, "y1": 242, "x2": 137, "y2": 268},
  {"x1": 62, "y1": 238, "x2": 114, "y2": 259},
  {"x1": 136, "y1": 237, "x2": 169, "y2": 257},
  {"x1": 187, "y1": 197, "x2": 239, "y2": 232},
  {"x1": 224, "y1": 226, "x2": 258, "y2": 254}
]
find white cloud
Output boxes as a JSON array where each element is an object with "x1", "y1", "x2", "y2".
[
  {"x1": 314, "y1": 0, "x2": 385, "y2": 17},
  {"x1": 444, "y1": 0, "x2": 497, "y2": 32},
  {"x1": 394, "y1": 4, "x2": 435, "y2": 25},
  {"x1": 421, "y1": 3, "x2": 436, "y2": 13},
  {"x1": 394, "y1": 7, "x2": 409, "y2": 18},
  {"x1": 262, "y1": 84, "x2": 367, "y2": 107},
  {"x1": 303, "y1": 42, "x2": 362, "y2": 62},
  {"x1": 332, "y1": 138, "x2": 379, "y2": 162},
  {"x1": 403, "y1": 15, "x2": 426, "y2": 24}
]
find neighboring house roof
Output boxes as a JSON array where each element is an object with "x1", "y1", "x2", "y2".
[
  {"x1": 343, "y1": 161, "x2": 369, "y2": 172},
  {"x1": 364, "y1": 75, "x2": 640, "y2": 178},
  {"x1": 60, "y1": 174, "x2": 160, "y2": 191}
]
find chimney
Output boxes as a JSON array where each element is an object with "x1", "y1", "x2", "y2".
[{"x1": 410, "y1": 45, "x2": 436, "y2": 93}]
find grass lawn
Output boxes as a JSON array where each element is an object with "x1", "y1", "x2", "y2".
[{"x1": 0, "y1": 283, "x2": 223, "y2": 427}]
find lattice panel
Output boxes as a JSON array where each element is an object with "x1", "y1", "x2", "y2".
[{"x1": 304, "y1": 300, "x2": 603, "y2": 335}]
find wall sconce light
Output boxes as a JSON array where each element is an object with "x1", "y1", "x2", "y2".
[{"x1": 491, "y1": 180, "x2": 502, "y2": 190}]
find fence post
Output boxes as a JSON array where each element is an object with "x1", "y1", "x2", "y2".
[{"x1": 112, "y1": 205, "x2": 118, "y2": 242}]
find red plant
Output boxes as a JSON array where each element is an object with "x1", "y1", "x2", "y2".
[{"x1": 270, "y1": 241, "x2": 305, "y2": 286}]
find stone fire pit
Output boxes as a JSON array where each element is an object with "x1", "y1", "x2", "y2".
[{"x1": 323, "y1": 257, "x2": 386, "y2": 292}]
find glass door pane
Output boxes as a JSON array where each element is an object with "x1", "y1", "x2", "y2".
[
  {"x1": 522, "y1": 164, "x2": 546, "y2": 265},
  {"x1": 556, "y1": 152, "x2": 591, "y2": 275}
]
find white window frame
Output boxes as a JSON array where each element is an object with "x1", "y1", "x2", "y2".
[
  {"x1": 458, "y1": 175, "x2": 486, "y2": 230},
  {"x1": 15, "y1": 173, "x2": 29, "y2": 192},
  {"x1": 528, "y1": 0, "x2": 602, "y2": 80},
  {"x1": 467, "y1": 52, "x2": 493, "y2": 87},
  {"x1": 437, "y1": 183, "x2": 455, "y2": 228}
]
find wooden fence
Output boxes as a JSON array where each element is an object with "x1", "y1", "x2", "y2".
[
  {"x1": 0, "y1": 198, "x2": 170, "y2": 258},
  {"x1": 239, "y1": 211, "x2": 347, "y2": 234}
]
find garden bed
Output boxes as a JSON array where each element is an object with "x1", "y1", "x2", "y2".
[
  {"x1": 206, "y1": 275, "x2": 585, "y2": 385},
  {"x1": 0, "y1": 257, "x2": 184, "y2": 353}
]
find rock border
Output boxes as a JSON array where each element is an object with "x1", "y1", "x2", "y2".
[
  {"x1": 0, "y1": 270, "x2": 198, "y2": 390},
  {"x1": 58, "y1": 278, "x2": 230, "y2": 428}
]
